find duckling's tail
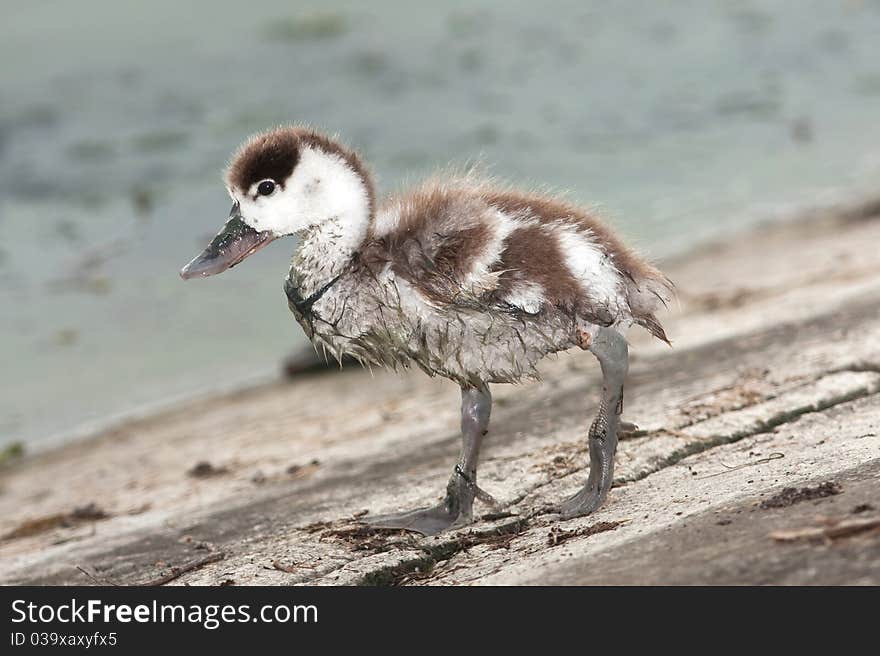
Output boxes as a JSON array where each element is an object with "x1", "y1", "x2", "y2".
[{"x1": 626, "y1": 268, "x2": 675, "y2": 345}]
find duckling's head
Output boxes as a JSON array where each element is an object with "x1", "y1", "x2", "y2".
[{"x1": 181, "y1": 126, "x2": 373, "y2": 279}]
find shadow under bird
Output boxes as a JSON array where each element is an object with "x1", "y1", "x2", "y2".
[{"x1": 181, "y1": 126, "x2": 673, "y2": 535}]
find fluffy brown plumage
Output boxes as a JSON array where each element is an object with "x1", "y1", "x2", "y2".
[{"x1": 365, "y1": 180, "x2": 673, "y2": 344}]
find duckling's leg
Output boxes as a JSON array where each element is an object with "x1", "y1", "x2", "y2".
[
  {"x1": 365, "y1": 382, "x2": 492, "y2": 536},
  {"x1": 558, "y1": 326, "x2": 628, "y2": 518}
]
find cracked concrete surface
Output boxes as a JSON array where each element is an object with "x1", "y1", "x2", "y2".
[{"x1": 1, "y1": 202, "x2": 879, "y2": 585}]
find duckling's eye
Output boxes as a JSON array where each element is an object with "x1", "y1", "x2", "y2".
[{"x1": 257, "y1": 180, "x2": 276, "y2": 196}]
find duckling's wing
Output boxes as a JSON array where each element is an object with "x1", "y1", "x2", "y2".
[
  {"x1": 373, "y1": 184, "x2": 672, "y2": 341},
  {"x1": 374, "y1": 189, "x2": 511, "y2": 309}
]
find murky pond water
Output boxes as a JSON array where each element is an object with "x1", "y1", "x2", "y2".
[{"x1": 2, "y1": 0, "x2": 879, "y2": 447}]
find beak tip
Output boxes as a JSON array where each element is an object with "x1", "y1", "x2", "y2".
[{"x1": 179, "y1": 261, "x2": 205, "y2": 280}]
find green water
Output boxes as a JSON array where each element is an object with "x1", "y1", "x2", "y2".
[{"x1": 2, "y1": 0, "x2": 879, "y2": 446}]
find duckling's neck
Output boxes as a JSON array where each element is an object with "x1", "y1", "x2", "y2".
[
  {"x1": 288, "y1": 168, "x2": 373, "y2": 295},
  {"x1": 291, "y1": 215, "x2": 367, "y2": 294}
]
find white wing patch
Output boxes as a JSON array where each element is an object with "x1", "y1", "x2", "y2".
[{"x1": 555, "y1": 224, "x2": 624, "y2": 309}]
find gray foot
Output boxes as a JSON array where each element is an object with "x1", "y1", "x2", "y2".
[
  {"x1": 364, "y1": 500, "x2": 465, "y2": 536},
  {"x1": 557, "y1": 484, "x2": 606, "y2": 519},
  {"x1": 365, "y1": 471, "x2": 475, "y2": 536},
  {"x1": 365, "y1": 469, "x2": 501, "y2": 535}
]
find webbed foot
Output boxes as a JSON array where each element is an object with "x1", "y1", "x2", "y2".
[
  {"x1": 364, "y1": 469, "x2": 476, "y2": 536},
  {"x1": 557, "y1": 483, "x2": 607, "y2": 519},
  {"x1": 364, "y1": 500, "x2": 466, "y2": 536}
]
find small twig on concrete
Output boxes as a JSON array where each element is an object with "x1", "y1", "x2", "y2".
[
  {"x1": 76, "y1": 565, "x2": 119, "y2": 586},
  {"x1": 771, "y1": 517, "x2": 880, "y2": 543},
  {"x1": 547, "y1": 520, "x2": 621, "y2": 547},
  {"x1": 271, "y1": 559, "x2": 314, "y2": 573},
  {"x1": 697, "y1": 452, "x2": 784, "y2": 479},
  {"x1": 139, "y1": 552, "x2": 226, "y2": 586}
]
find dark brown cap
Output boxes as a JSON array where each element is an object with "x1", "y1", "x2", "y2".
[{"x1": 225, "y1": 126, "x2": 375, "y2": 215}]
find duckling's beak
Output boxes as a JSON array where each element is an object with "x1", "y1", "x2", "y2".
[{"x1": 180, "y1": 202, "x2": 276, "y2": 279}]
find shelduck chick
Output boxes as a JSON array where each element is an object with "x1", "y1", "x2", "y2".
[{"x1": 181, "y1": 126, "x2": 673, "y2": 535}]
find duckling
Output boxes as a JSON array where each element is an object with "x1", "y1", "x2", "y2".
[{"x1": 181, "y1": 126, "x2": 673, "y2": 535}]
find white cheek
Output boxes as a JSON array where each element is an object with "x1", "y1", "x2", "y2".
[
  {"x1": 264, "y1": 187, "x2": 302, "y2": 233},
  {"x1": 238, "y1": 191, "x2": 300, "y2": 235}
]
